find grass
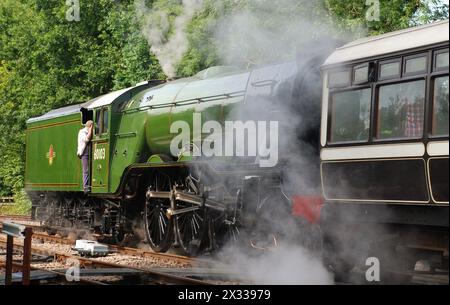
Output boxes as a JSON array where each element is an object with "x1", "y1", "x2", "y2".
[{"x1": 0, "y1": 189, "x2": 32, "y2": 216}]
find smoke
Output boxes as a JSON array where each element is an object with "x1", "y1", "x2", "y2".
[
  {"x1": 134, "y1": 0, "x2": 358, "y2": 77},
  {"x1": 194, "y1": 0, "x2": 344, "y2": 284},
  {"x1": 135, "y1": 0, "x2": 204, "y2": 78},
  {"x1": 219, "y1": 243, "x2": 333, "y2": 284},
  {"x1": 134, "y1": 0, "x2": 362, "y2": 283},
  {"x1": 209, "y1": 0, "x2": 352, "y2": 67}
]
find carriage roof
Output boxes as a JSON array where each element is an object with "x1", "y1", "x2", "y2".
[{"x1": 323, "y1": 19, "x2": 449, "y2": 68}]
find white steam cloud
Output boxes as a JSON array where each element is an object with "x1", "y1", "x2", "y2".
[
  {"x1": 205, "y1": 0, "x2": 343, "y2": 284},
  {"x1": 135, "y1": 0, "x2": 204, "y2": 78},
  {"x1": 210, "y1": 0, "x2": 349, "y2": 67},
  {"x1": 219, "y1": 243, "x2": 334, "y2": 284},
  {"x1": 136, "y1": 0, "x2": 351, "y2": 284}
]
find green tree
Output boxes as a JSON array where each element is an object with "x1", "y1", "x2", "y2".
[
  {"x1": 0, "y1": 0, "x2": 163, "y2": 196},
  {"x1": 178, "y1": 0, "x2": 448, "y2": 75},
  {"x1": 326, "y1": 0, "x2": 449, "y2": 36}
]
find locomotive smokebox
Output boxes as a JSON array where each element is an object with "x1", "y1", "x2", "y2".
[{"x1": 240, "y1": 176, "x2": 261, "y2": 227}]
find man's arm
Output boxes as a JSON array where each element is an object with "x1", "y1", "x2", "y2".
[{"x1": 87, "y1": 124, "x2": 93, "y2": 141}]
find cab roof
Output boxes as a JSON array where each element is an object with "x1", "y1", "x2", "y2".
[
  {"x1": 26, "y1": 104, "x2": 82, "y2": 124},
  {"x1": 81, "y1": 87, "x2": 136, "y2": 110},
  {"x1": 27, "y1": 84, "x2": 152, "y2": 123},
  {"x1": 323, "y1": 19, "x2": 449, "y2": 68}
]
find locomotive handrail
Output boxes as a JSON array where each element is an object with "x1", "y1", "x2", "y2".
[
  {"x1": 251, "y1": 79, "x2": 278, "y2": 87},
  {"x1": 115, "y1": 131, "x2": 137, "y2": 138},
  {"x1": 122, "y1": 90, "x2": 246, "y2": 114}
]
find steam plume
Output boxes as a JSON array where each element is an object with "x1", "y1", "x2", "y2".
[{"x1": 135, "y1": 0, "x2": 204, "y2": 78}]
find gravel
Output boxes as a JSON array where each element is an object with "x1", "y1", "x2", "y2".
[{"x1": 29, "y1": 239, "x2": 192, "y2": 270}]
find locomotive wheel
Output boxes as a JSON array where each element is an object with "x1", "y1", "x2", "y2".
[
  {"x1": 246, "y1": 191, "x2": 295, "y2": 250},
  {"x1": 143, "y1": 172, "x2": 174, "y2": 253},
  {"x1": 223, "y1": 223, "x2": 240, "y2": 246},
  {"x1": 175, "y1": 203, "x2": 209, "y2": 256},
  {"x1": 213, "y1": 210, "x2": 242, "y2": 250}
]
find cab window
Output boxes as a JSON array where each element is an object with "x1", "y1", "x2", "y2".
[
  {"x1": 102, "y1": 108, "x2": 109, "y2": 134},
  {"x1": 94, "y1": 107, "x2": 109, "y2": 135},
  {"x1": 95, "y1": 110, "x2": 101, "y2": 135}
]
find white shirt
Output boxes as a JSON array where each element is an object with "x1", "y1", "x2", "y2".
[{"x1": 77, "y1": 127, "x2": 90, "y2": 156}]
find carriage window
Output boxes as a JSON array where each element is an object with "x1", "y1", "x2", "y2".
[
  {"x1": 405, "y1": 56, "x2": 427, "y2": 75},
  {"x1": 377, "y1": 80, "x2": 426, "y2": 139},
  {"x1": 330, "y1": 88, "x2": 371, "y2": 143},
  {"x1": 328, "y1": 70, "x2": 351, "y2": 88},
  {"x1": 380, "y1": 61, "x2": 401, "y2": 79},
  {"x1": 354, "y1": 65, "x2": 369, "y2": 84},
  {"x1": 435, "y1": 51, "x2": 449, "y2": 70},
  {"x1": 432, "y1": 76, "x2": 449, "y2": 136}
]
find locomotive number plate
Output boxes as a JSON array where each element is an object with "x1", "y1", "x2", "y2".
[{"x1": 94, "y1": 147, "x2": 106, "y2": 160}]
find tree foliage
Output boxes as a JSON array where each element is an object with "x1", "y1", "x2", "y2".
[
  {"x1": 0, "y1": 0, "x2": 163, "y2": 195},
  {"x1": 0, "y1": 0, "x2": 447, "y2": 196},
  {"x1": 326, "y1": 0, "x2": 449, "y2": 36}
]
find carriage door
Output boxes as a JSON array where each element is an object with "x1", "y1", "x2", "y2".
[{"x1": 91, "y1": 106, "x2": 110, "y2": 193}]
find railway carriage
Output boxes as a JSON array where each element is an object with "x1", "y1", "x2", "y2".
[{"x1": 319, "y1": 20, "x2": 449, "y2": 277}]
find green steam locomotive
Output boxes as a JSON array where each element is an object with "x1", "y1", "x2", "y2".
[{"x1": 25, "y1": 55, "x2": 324, "y2": 255}]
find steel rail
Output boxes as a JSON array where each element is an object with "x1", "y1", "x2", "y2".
[
  {"x1": 1, "y1": 220, "x2": 213, "y2": 267},
  {"x1": 27, "y1": 231, "x2": 207, "y2": 266},
  {"x1": 0, "y1": 260, "x2": 106, "y2": 285},
  {"x1": 0, "y1": 215, "x2": 32, "y2": 221},
  {"x1": 12, "y1": 229, "x2": 213, "y2": 267}
]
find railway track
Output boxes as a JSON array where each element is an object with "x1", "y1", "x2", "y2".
[
  {"x1": 0, "y1": 221, "x2": 207, "y2": 266},
  {"x1": 0, "y1": 218, "x2": 228, "y2": 284},
  {"x1": 32, "y1": 231, "x2": 211, "y2": 267},
  {"x1": 0, "y1": 215, "x2": 32, "y2": 222},
  {"x1": 0, "y1": 219, "x2": 207, "y2": 267},
  {"x1": 0, "y1": 260, "x2": 106, "y2": 285},
  {"x1": 0, "y1": 235, "x2": 213, "y2": 285}
]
